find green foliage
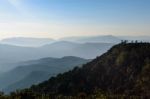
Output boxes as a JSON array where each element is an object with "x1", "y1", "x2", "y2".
[{"x1": 116, "y1": 51, "x2": 128, "y2": 66}]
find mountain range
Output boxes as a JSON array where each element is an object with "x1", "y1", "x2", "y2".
[
  {"x1": 0, "y1": 56, "x2": 90, "y2": 93},
  {"x1": 61, "y1": 35, "x2": 150, "y2": 43},
  {"x1": 60, "y1": 35, "x2": 121, "y2": 43},
  {"x1": 0, "y1": 41, "x2": 114, "y2": 72},
  {"x1": 1, "y1": 35, "x2": 150, "y2": 47},
  {"x1": 0, "y1": 37, "x2": 55, "y2": 47},
  {"x1": 0, "y1": 35, "x2": 149, "y2": 72}
]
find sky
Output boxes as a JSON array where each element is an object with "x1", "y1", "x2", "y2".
[{"x1": 0, "y1": 0, "x2": 150, "y2": 39}]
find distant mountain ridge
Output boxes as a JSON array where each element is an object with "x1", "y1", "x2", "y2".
[
  {"x1": 4, "y1": 71, "x2": 50, "y2": 94},
  {"x1": 0, "y1": 37, "x2": 55, "y2": 47},
  {"x1": 0, "y1": 56, "x2": 90, "y2": 93},
  {"x1": 0, "y1": 42, "x2": 114, "y2": 71},
  {"x1": 1, "y1": 35, "x2": 149, "y2": 47},
  {"x1": 60, "y1": 35, "x2": 121, "y2": 43}
]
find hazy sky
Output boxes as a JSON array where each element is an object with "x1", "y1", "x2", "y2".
[{"x1": 0, "y1": 0, "x2": 150, "y2": 39}]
